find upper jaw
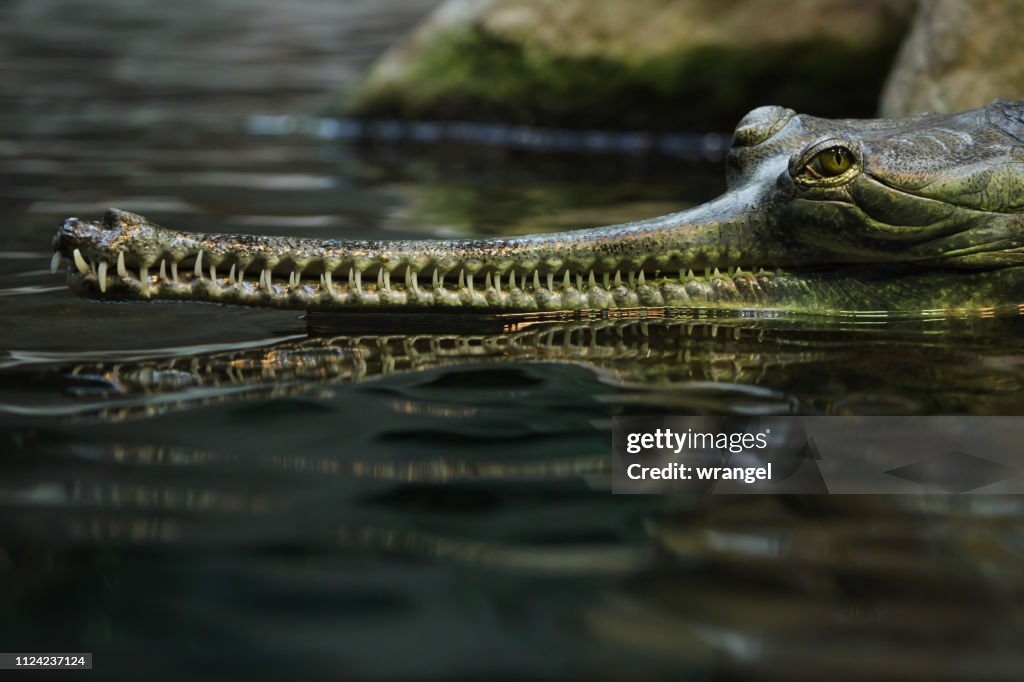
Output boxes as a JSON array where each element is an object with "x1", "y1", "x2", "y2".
[{"x1": 52, "y1": 189, "x2": 797, "y2": 311}]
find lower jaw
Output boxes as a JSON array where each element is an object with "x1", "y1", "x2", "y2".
[
  {"x1": 67, "y1": 268, "x2": 806, "y2": 312},
  {"x1": 65, "y1": 265, "x2": 1024, "y2": 316}
]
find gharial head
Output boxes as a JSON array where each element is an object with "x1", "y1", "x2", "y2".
[
  {"x1": 52, "y1": 99, "x2": 1024, "y2": 315},
  {"x1": 726, "y1": 99, "x2": 1024, "y2": 269}
]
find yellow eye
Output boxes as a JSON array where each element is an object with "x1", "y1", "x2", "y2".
[{"x1": 816, "y1": 146, "x2": 853, "y2": 176}]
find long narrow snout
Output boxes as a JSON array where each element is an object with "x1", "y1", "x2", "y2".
[{"x1": 53, "y1": 188, "x2": 795, "y2": 312}]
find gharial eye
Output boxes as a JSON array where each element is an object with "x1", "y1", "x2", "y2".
[
  {"x1": 812, "y1": 146, "x2": 853, "y2": 177},
  {"x1": 789, "y1": 140, "x2": 860, "y2": 186}
]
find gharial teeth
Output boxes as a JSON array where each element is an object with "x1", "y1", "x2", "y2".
[
  {"x1": 263, "y1": 268, "x2": 272, "y2": 293},
  {"x1": 117, "y1": 252, "x2": 127, "y2": 278},
  {"x1": 98, "y1": 261, "x2": 108, "y2": 292},
  {"x1": 50, "y1": 252, "x2": 61, "y2": 274},
  {"x1": 194, "y1": 250, "x2": 203, "y2": 278},
  {"x1": 73, "y1": 249, "x2": 89, "y2": 276},
  {"x1": 228, "y1": 264, "x2": 236, "y2": 283},
  {"x1": 534, "y1": 271, "x2": 541, "y2": 290},
  {"x1": 160, "y1": 260, "x2": 167, "y2": 281},
  {"x1": 325, "y1": 270, "x2": 334, "y2": 295},
  {"x1": 139, "y1": 265, "x2": 149, "y2": 293}
]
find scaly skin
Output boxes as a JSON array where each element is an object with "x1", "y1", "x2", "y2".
[{"x1": 52, "y1": 100, "x2": 1024, "y2": 315}]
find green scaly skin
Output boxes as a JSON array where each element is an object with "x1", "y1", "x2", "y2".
[{"x1": 52, "y1": 100, "x2": 1024, "y2": 316}]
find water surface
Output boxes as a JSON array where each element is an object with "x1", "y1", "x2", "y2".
[{"x1": 3, "y1": 1, "x2": 1024, "y2": 679}]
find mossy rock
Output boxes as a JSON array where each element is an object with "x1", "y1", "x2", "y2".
[
  {"x1": 339, "y1": 0, "x2": 913, "y2": 131},
  {"x1": 881, "y1": 0, "x2": 1024, "y2": 117}
]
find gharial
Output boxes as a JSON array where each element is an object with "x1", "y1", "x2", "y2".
[{"x1": 51, "y1": 99, "x2": 1024, "y2": 315}]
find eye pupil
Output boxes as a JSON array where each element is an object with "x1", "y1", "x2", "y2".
[{"x1": 816, "y1": 146, "x2": 852, "y2": 176}]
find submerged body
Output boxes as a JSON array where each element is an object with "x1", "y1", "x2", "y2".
[{"x1": 53, "y1": 100, "x2": 1024, "y2": 315}]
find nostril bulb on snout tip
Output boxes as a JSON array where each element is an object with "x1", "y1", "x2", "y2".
[{"x1": 103, "y1": 207, "x2": 147, "y2": 230}]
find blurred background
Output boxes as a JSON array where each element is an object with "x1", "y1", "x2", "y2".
[{"x1": 4, "y1": 1, "x2": 1024, "y2": 680}]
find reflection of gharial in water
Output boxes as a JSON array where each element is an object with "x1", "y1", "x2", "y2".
[
  {"x1": 52, "y1": 99, "x2": 1024, "y2": 313},
  {"x1": 46, "y1": 313, "x2": 1024, "y2": 422}
]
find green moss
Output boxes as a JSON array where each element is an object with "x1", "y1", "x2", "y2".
[{"x1": 342, "y1": 27, "x2": 905, "y2": 131}]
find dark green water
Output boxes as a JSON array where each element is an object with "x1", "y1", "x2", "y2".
[{"x1": 3, "y1": 2, "x2": 1024, "y2": 679}]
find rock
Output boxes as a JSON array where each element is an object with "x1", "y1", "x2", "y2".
[
  {"x1": 880, "y1": 0, "x2": 1024, "y2": 117},
  {"x1": 339, "y1": 0, "x2": 913, "y2": 131}
]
